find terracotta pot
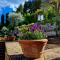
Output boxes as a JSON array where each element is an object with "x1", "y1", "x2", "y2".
[
  {"x1": 4, "y1": 36, "x2": 16, "y2": 41},
  {"x1": 18, "y1": 39, "x2": 48, "y2": 58},
  {"x1": 0, "y1": 37, "x2": 4, "y2": 40}
]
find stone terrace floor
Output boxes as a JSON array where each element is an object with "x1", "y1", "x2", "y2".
[
  {"x1": 44, "y1": 47, "x2": 60, "y2": 60},
  {"x1": 5, "y1": 42, "x2": 60, "y2": 60},
  {"x1": 5, "y1": 47, "x2": 60, "y2": 60}
]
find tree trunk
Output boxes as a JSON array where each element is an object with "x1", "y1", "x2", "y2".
[{"x1": 57, "y1": 2, "x2": 59, "y2": 14}]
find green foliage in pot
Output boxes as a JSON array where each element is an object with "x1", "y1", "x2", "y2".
[
  {"x1": 20, "y1": 30, "x2": 46, "y2": 40},
  {"x1": 19, "y1": 23, "x2": 34, "y2": 33},
  {"x1": 20, "y1": 22, "x2": 47, "y2": 40},
  {"x1": 19, "y1": 25, "x2": 29, "y2": 33}
]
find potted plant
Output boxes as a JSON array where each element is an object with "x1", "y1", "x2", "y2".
[
  {"x1": 5, "y1": 30, "x2": 16, "y2": 41},
  {"x1": 4, "y1": 35, "x2": 16, "y2": 41},
  {"x1": 0, "y1": 26, "x2": 8, "y2": 41},
  {"x1": 4, "y1": 30, "x2": 16, "y2": 41},
  {"x1": 18, "y1": 22, "x2": 48, "y2": 58}
]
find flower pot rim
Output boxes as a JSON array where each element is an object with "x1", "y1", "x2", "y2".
[{"x1": 18, "y1": 39, "x2": 48, "y2": 42}]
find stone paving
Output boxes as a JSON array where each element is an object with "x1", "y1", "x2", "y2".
[
  {"x1": 5, "y1": 47, "x2": 60, "y2": 60},
  {"x1": 44, "y1": 47, "x2": 60, "y2": 60},
  {"x1": 5, "y1": 42, "x2": 60, "y2": 60}
]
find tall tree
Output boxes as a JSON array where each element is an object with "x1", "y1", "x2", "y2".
[
  {"x1": 33, "y1": 0, "x2": 41, "y2": 11},
  {"x1": 23, "y1": 0, "x2": 41, "y2": 13},
  {"x1": 16, "y1": 4, "x2": 23, "y2": 13},
  {"x1": 49, "y1": 0, "x2": 60, "y2": 14},
  {"x1": 6, "y1": 13, "x2": 9, "y2": 26},
  {"x1": 1, "y1": 14, "x2": 4, "y2": 26},
  {"x1": 23, "y1": 1, "x2": 32, "y2": 13}
]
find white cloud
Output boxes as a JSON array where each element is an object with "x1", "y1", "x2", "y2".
[
  {"x1": 6, "y1": 0, "x2": 20, "y2": 4},
  {"x1": 0, "y1": 0, "x2": 26, "y2": 11},
  {"x1": 9, "y1": 4, "x2": 19, "y2": 11},
  {"x1": 25, "y1": 0, "x2": 28, "y2": 2},
  {"x1": 0, "y1": 0, "x2": 8, "y2": 7}
]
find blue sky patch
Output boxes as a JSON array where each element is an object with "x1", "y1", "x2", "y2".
[{"x1": 0, "y1": 0, "x2": 28, "y2": 23}]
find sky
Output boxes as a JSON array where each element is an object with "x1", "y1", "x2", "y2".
[
  {"x1": 0, "y1": 0, "x2": 28, "y2": 23},
  {"x1": 0, "y1": 0, "x2": 28, "y2": 11}
]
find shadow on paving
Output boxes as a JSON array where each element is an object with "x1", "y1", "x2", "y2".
[
  {"x1": 52, "y1": 57, "x2": 60, "y2": 60},
  {"x1": 48, "y1": 37, "x2": 60, "y2": 44},
  {"x1": 10, "y1": 54, "x2": 35, "y2": 60}
]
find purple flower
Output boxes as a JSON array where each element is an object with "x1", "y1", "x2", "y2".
[
  {"x1": 29, "y1": 22, "x2": 44, "y2": 32},
  {"x1": 31, "y1": 23, "x2": 38, "y2": 30}
]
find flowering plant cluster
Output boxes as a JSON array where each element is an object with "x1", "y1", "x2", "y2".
[
  {"x1": 29, "y1": 22, "x2": 44, "y2": 32},
  {"x1": 20, "y1": 22, "x2": 46, "y2": 40}
]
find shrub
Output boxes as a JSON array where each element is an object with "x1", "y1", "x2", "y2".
[
  {"x1": 1, "y1": 26, "x2": 9, "y2": 36},
  {"x1": 8, "y1": 13, "x2": 24, "y2": 26}
]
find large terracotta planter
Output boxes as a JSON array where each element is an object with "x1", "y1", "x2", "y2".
[{"x1": 19, "y1": 39, "x2": 48, "y2": 58}]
